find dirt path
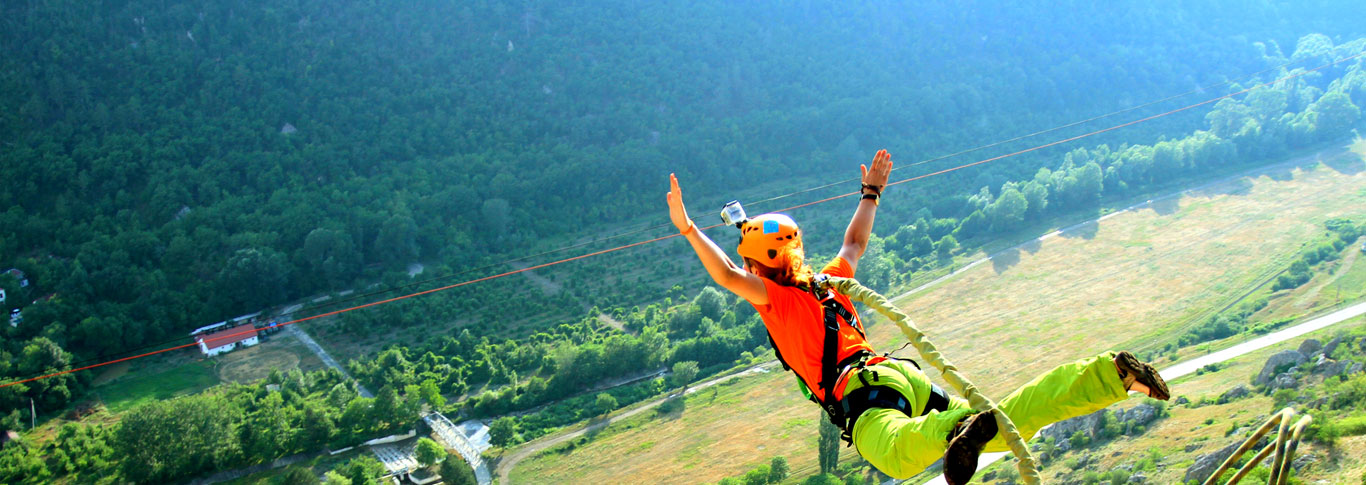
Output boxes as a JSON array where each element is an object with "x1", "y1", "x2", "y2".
[
  {"x1": 596, "y1": 313, "x2": 631, "y2": 333},
  {"x1": 509, "y1": 261, "x2": 563, "y2": 295},
  {"x1": 495, "y1": 363, "x2": 778, "y2": 484}
]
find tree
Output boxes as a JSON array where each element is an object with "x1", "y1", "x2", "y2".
[
  {"x1": 115, "y1": 394, "x2": 243, "y2": 484},
  {"x1": 671, "y1": 361, "x2": 699, "y2": 390},
  {"x1": 594, "y1": 392, "x2": 619, "y2": 415},
  {"x1": 769, "y1": 456, "x2": 790, "y2": 483},
  {"x1": 419, "y1": 379, "x2": 446, "y2": 409},
  {"x1": 987, "y1": 185, "x2": 1028, "y2": 231},
  {"x1": 744, "y1": 464, "x2": 772, "y2": 485},
  {"x1": 818, "y1": 412, "x2": 840, "y2": 475},
  {"x1": 340, "y1": 455, "x2": 385, "y2": 485},
  {"x1": 375, "y1": 215, "x2": 419, "y2": 268},
  {"x1": 415, "y1": 437, "x2": 447, "y2": 469},
  {"x1": 694, "y1": 286, "x2": 728, "y2": 321},
  {"x1": 279, "y1": 466, "x2": 321, "y2": 485},
  {"x1": 1307, "y1": 91, "x2": 1361, "y2": 140},
  {"x1": 439, "y1": 456, "x2": 477, "y2": 485},
  {"x1": 217, "y1": 247, "x2": 291, "y2": 312},
  {"x1": 488, "y1": 416, "x2": 518, "y2": 449}
]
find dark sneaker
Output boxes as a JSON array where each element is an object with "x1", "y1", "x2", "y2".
[
  {"x1": 943, "y1": 411, "x2": 998, "y2": 485},
  {"x1": 1114, "y1": 351, "x2": 1170, "y2": 401}
]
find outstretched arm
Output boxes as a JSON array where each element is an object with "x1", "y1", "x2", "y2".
[
  {"x1": 837, "y1": 149, "x2": 893, "y2": 274},
  {"x1": 667, "y1": 173, "x2": 768, "y2": 305}
]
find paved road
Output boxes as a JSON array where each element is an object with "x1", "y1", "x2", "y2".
[
  {"x1": 918, "y1": 299, "x2": 1366, "y2": 485},
  {"x1": 284, "y1": 324, "x2": 373, "y2": 398}
]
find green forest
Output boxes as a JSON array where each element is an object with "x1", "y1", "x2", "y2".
[{"x1": 1, "y1": 0, "x2": 1365, "y2": 483}]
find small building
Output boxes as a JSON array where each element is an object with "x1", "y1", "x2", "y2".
[
  {"x1": 189, "y1": 321, "x2": 230, "y2": 337},
  {"x1": 195, "y1": 325, "x2": 259, "y2": 357},
  {"x1": 0, "y1": 288, "x2": 6, "y2": 303},
  {"x1": 3, "y1": 269, "x2": 28, "y2": 288},
  {"x1": 9, "y1": 309, "x2": 21, "y2": 328}
]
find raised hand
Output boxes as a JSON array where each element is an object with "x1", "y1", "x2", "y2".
[
  {"x1": 667, "y1": 173, "x2": 693, "y2": 233},
  {"x1": 861, "y1": 149, "x2": 893, "y2": 193}
]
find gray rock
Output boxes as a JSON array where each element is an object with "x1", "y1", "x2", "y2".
[
  {"x1": 1039, "y1": 408, "x2": 1105, "y2": 443},
  {"x1": 1256, "y1": 350, "x2": 1307, "y2": 386},
  {"x1": 1220, "y1": 385, "x2": 1250, "y2": 402},
  {"x1": 1128, "y1": 471, "x2": 1147, "y2": 483},
  {"x1": 1184, "y1": 437, "x2": 1269, "y2": 483},
  {"x1": 1174, "y1": 396, "x2": 1190, "y2": 406},
  {"x1": 1273, "y1": 373, "x2": 1299, "y2": 390},
  {"x1": 1298, "y1": 339, "x2": 1322, "y2": 356},
  {"x1": 1323, "y1": 336, "x2": 1343, "y2": 358},
  {"x1": 1349, "y1": 361, "x2": 1364, "y2": 375},
  {"x1": 1359, "y1": 336, "x2": 1366, "y2": 351},
  {"x1": 1309, "y1": 396, "x2": 1329, "y2": 409},
  {"x1": 1292, "y1": 453, "x2": 1317, "y2": 471},
  {"x1": 1185, "y1": 444, "x2": 1199, "y2": 453},
  {"x1": 1130, "y1": 404, "x2": 1158, "y2": 425},
  {"x1": 1315, "y1": 358, "x2": 1349, "y2": 377}
]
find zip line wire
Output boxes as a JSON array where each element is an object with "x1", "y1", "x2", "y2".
[
  {"x1": 3, "y1": 50, "x2": 1361, "y2": 390},
  {"x1": 49, "y1": 49, "x2": 1311, "y2": 373},
  {"x1": 743, "y1": 54, "x2": 1333, "y2": 208}
]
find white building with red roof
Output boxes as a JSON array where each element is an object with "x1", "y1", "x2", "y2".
[{"x1": 195, "y1": 324, "x2": 259, "y2": 357}]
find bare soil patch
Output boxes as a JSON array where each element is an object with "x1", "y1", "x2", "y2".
[{"x1": 216, "y1": 338, "x2": 324, "y2": 383}]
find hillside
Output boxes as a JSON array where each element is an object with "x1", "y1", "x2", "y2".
[
  {"x1": 2, "y1": 2, "x2": 1366, "y2": 484},
  {"x1": 509, "y1": 146, "x2": 1366, "y2": 484}
]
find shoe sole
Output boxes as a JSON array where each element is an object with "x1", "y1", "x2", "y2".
[
  {"x1": 1116, "y1": 351, "x2": 1170, "y2": 401},
  {"x1": 943, "y1": 411, "x2": 998, "y2": 485}
]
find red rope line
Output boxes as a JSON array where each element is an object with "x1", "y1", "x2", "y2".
[{"x1": 4, "y1": 51, "x2": 1361, "y2": 390}]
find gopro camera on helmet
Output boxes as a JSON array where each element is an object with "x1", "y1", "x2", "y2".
[{"x1": 720, "y1": 200, "x2": 748, "y2": 228}]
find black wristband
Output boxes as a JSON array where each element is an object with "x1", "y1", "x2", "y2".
[
  {"x1": 861, "y1": 193, "x2": 879, "y2": 205},
  {"x1": 861, "y1": 183, "x2": 883, "y2": 196}
]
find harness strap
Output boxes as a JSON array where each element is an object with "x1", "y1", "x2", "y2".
[{"x1": 838, "y1": 382, "x2": 952, "y2": 444}]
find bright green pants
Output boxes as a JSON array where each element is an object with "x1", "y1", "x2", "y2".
[{"x1": 847, "y1": 352, "x2": 1130, "y2": 479}]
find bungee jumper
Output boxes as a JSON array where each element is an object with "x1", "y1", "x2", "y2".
[{"x1": 665, "y1": 149, "x2": 1171, "y2": 484}]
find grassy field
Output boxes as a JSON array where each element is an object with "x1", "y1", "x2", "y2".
[
  {"x1": 95, "y1": 358, "x2": 219, "y2": 414},
  {"x1": 510, "y1": 144, "x2": 1366, "y2": 484}
]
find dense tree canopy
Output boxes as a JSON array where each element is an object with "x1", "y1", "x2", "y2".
[{"x1": 0, "y1": 1, "x2": 1364, "y2": 482}]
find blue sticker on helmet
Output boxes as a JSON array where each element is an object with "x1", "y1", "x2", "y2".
[{"x1": 763, "y1": 220, "x2": 779, "y2": 234}]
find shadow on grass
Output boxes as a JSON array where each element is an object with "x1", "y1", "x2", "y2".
[
  {"x1": 1060, "y1": 220, "x2": 1099, "y2": 240},
  {"x1": 991, "y1": 248, "x2": 1021, "y2": 275},
  {"x1": 1322, "y1": 150, "x2": 1365, "y2": 175},
  {"x1": 1150, "y1": 196, "x2": 1181, "y2": 216},
  {"x1": 654, "y1": 394, "x2": 686, "y2": 421},
  {"x1": 1190, "y1": 177, "x2": 1255, "y2": 199}
]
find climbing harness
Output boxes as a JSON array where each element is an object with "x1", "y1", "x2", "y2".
[
  {"x1": 815, "y1": 276, "x2": 1043, "y2": 485},
  {"x1": 766, "y1": 272, "x2": 953, "y2": 444}
]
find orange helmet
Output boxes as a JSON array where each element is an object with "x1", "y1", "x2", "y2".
[{"x1": 738, "y1": 213, "x2": 802, "y2": 268}]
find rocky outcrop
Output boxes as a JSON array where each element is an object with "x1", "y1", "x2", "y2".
[
  {"x1": 1272, "y1": 372, "x2": 1299, "y2": 390},
  {"x1": 1255, "y1": 350, "x2": 1307, "y2": 386},
  {"x1": 1297, "y1": 339, "x2": 1322, "y2": 356},
  {"x1": 1219, "y1": 385, "x2": 1250, "y2": 403},
  {"x1": 1323, "y1": 336, "x2": 1343, "y2": 358},
  {"x1": 1184, "y1": 437, "x2": 1269, "y2": 483}
]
